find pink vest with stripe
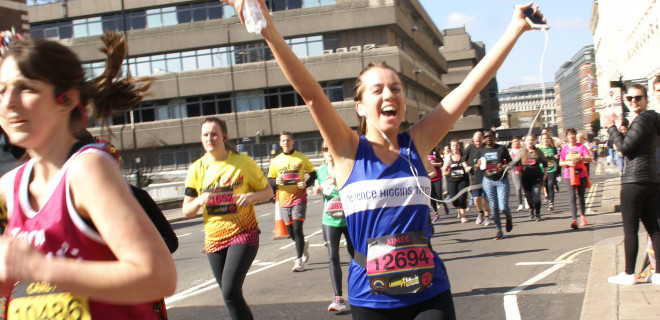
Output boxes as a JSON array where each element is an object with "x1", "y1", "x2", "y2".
[{"x1": 6, "y1": 146, "x2": 158, "y2": 320}]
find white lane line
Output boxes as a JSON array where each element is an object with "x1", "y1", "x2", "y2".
[
  {"x1": 585, "y1": 183, "x2": 599, "y2": 215},
  {"x1": 259, "y1": 212, "x2": 272, "y2": 217},
  {"x1": 279, "y1": 229, "x2": 323, "y2": 250},
  {"x1": 503, "y1": 246, "x2": 593, "y2": 319},
  {"x1": 177, "y1": 233, "x2": 192, "y2": 238},
  {"x1": 165, "y1": 256, "x2": 297, "y2": 306},
  {"x1": 515, "y1": 261, "x2": 572, "y2": 266}
]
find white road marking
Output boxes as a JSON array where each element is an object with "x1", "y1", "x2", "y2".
[
  {"x1": 166, "y1": 229, "x2": 324, "y2": 308},
  {"x1": 259, "y1": 212, "x2": 272, "y2": 217},
  {"x1": 585, "y1": 182, "x2": 599, "y2": 215},
  {"x1": 279, "y1": 229, "x2": 323, "y2": 250},
  {"x1": 515, "y1": 261, "x2": 572, "y2": 266},
  {"x1": 177, "y1": 233, "x2": 192, "y2": 238},
  {"x1": 165, "y1": 256, "x2": 298, "y2": 306},
  {"x1": 504, "y1": 246, "x2": 593, "y2": 319}
]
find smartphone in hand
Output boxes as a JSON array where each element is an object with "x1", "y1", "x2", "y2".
[{"x1": 524, "y1": 8, "x2": 549, "y2": 30}]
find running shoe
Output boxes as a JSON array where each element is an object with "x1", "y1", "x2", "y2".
[
  {"x1": 483, "y1": 217, "x2": 494, "y2": 226},
  {"x1": 476, "y1": 212, "x2": 484, "y2": 225},
  {"x1": 607, "y1": 272, "x2": 635, "y2": 285},
  {"x1": 505, "y1": 215, "x2": 513, "y2": 232},
  {"x1": 292, "y1": 258, "x2": 305, "y2": 272},
  {"x1": 328, "y1": 296, "x2": 347, "y2": 312},
  {"x1": 432, "y1": 214, "x2": 440, "y2": 222},
  {"x1": 443, "y1": 204, "x2": 450, "y2": 215},
  {"x1": 535, "y1": 216, "x2": 542, "y2": 222},
  {"x1": 580, "y1": 215, "x2": 588, "y2": 227},
  {"x1": 570, "y1": 219, "x2": 578, "y2": 230},
  {"x1": 460, "y1": 217, "x2": 468, "y2": 224},
  {"x1": 517, "y1": 204, "x2": 524, "y2": 212},
  {"x1": 548, "y1": 203, "x2": 554, "y2": 211},
  {"x1": 302, "y1": 239, "x2": 310, "y2": 263},
  {"x1": 494, "y1": 231, "x2": 503, "y2": 240},
  {"x1": 646, "y1": 273, "x2": 660, "y2": 284},
  {"x1": 529, "y1": 211, "x2": 535, "y2": 220}
]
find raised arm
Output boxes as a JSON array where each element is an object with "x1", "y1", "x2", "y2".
[
  {"x1": 222, "y1": 0, "x2": 358, "y2": 176},
  {"x1": 410, "y1": 2, "x2": 540, "y2": 154}
]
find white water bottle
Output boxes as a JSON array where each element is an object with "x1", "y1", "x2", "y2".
[{"x1": 243, "y1": 0, "x2": 267, "y2": 34}]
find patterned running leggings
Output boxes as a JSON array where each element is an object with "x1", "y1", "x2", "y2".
[{"x1": 482, "y1": 177, "x2": 511, "y2": 231}]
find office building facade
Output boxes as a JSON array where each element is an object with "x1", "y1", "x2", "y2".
[{"x1": 498, "y1": 83, "x2": 556, "y2": 130}]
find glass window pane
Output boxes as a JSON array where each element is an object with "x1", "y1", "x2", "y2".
[
  {"x1": 197, "y1": 53, "x2": 212, "y2": 70},
  {"x1": 249, "y1": 97, "x2": 264, "y2": 111},
  {"x1": 223, "y1": 5, "x2": 237, "y2": 17},
  {"x1": 166, "y1": 59, "x2": 182, "y2": 72},
  {"x1": 320, "y1": 0, "x2": 335, "y2": 5},
  {"x1": 328, "y1": 87, "x2": 344, "y2": 101},
  {"x1": 218, "y1": 99, "x2": 232, "y2": 114},
  {"x1": 162, "y1": 7, "x2": 177, "y2": 26},
  {"x1": 208, "y1": 4, "x2": 222, "y2": 19},
  {"x1": 272, "y1": 0, "x2": 286, "y2": 11},
  {"x1": 140, "y1": 108, "x2": 155, "y2": 122},
  {"x1": 186, "y1": 102, "x2": 201, "y2": 117},
  {"x1": 303, "y1": 0, "x2": 319, "y2": 8},
  {"x1": 156, "y1": 106, "x2": 169, "y2": 121},
  {"x1": 137, "y1": 61, "x2": 151, "y2": 76},
  {"x1": 182, "y1": 56, "x2": 197, "y2": 71},
  {"x1": 192, "y1": 3, "x2": 206, "y2": 21},
  {"x1": 160, "y1": 153, "x2": 174, "y2": 167},
  {"x1": 88, "y1": 17, "x2": 103, "y2": 36},
  {"x1": 73, "y1": 19, "x2": 87, "y2": 38},
  {"x1": 146, "y1": 9, "x2": 162, "y2": 28},
  {"x1": 235, "y1": 98, "x2": 249, "y2": 113},
  {"x1": 59, "y1": 22, "x2": 73, "y2": 39},
  {"x1": 212, "y1": 50, "x2": 229, "y2": 67},
  {"x1": 202, "y1": 101, "x2": 216, "y2": 115},
  {"x1": 30, "y1": 25, "x2": 45, "y2": 39},
  {"x1": 288, "y1": 0, "x2": 303, "y2": 9},
  {"x1": 307, "y1": 41, "x2": 323, "y2": 56},
  {"x1": 291, "y1": 43, "x2": 307, "y2": 57},
  {"x1": 281, "y1": 92, "x2": 295, "y2": 107},
  {"x1": 176, "y1": 152, "x2": 188, "y2": 167},
  {"x1": 177, "y1": 5, "x2": 192, "y2": 24},
  {"x1": 129, "y1": 11, "x2": 147, "y2": 30}
]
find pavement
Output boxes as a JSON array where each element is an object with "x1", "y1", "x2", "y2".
[
  {"x1": 160, "y1": 162, "x2": 660, "y2": 319},
  {"x1": 580, "y1": 169, "x2": 660, "y2": 320}
]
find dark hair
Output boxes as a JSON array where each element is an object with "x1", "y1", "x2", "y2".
[
  {"x1": 202, "y1": 117, "x2": 237, "y2": 153},
  {"x1": 353, "y1": 61, "x2": 400, "y2": 136},
  {"x1": 6, "y1": 32, "x2": 152, "y2": 132},
  {"x1": 627, "y1": 83, "x2": 648, "y2": 97},
  {"x1": 565, "y1": 128, "x2": 577, "y2": 135}
]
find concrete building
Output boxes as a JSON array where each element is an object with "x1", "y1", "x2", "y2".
[
  {"x1": 1, "y1": 0, "x2": 29, "y2": 34},
  {"x1": 440, "y1": 27, "x2": 500, "y2": 144},
  {"x1": 590, "y1": 0, "x2": 660, "y2": 113},
  {"x1": 27, "y1": 0, "x2": 455, "y2": 177},
  {"x1": 25, "y1": 0, "x2": 500, "y2": 181},
  {"x1": 498, "y1": 83, "x2": 556, "y2": 130},
  {"x1": 554, "y1": 45, "x2": 598, "y2": 138}
]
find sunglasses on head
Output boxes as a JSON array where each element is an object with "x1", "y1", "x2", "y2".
[{"x1": 626, "y1": 95, "x2": 644, "y2": 102}]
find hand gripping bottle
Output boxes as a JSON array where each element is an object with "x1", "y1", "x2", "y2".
[{"x1": 243, "y1": 0, "x2": 267, "y2": 34}]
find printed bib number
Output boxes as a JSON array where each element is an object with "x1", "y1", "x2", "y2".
[
  {"x1": 280, "y1": 170, "x2": 300, "y2": 185},
  {"x1": 523, "y1": 159, "x2": 537, "y2": 166},
  {"x1": 547, "y1": 159, "x2": 555, "y2": 168},
  {"x1": 325, "y1": 197, "x2": 345, "y2": 219},
  {"x1": 366, "y1": 231, "x2": 434, "y2": 295},
  {"x1": 450, "y1": 169, "x2": 465, "y2": 179},
  {"x1": 9, "y1": 281, "x2": 91, "y2": 320},
  {"x1": 485, "y1": 162, "x2": 499, "y2": 175},
  {"x1": 206, "y1": 187, "x2": 237, "y2": 215}
]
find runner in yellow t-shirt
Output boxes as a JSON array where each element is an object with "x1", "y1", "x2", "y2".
[
  {"x1": 183, "y1": 117, "x2": 273, "y2": 319},
  {"x1": 267, "y1": 131, "x2": 317, "y2": 271}
]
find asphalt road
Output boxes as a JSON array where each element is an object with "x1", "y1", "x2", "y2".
[{"x1": 165, "y1": 163, "x2": 623, "y2": 320}]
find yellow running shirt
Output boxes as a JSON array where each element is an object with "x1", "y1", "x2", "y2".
[
  {"x1": 185, "y1": 151, "x2": 268, "y2": 252},
  {"x1": 267, "y1": 151, "x2": 315, "y2": 207}
]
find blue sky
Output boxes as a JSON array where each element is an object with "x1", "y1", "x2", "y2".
[{"x1": 418, "y1": 0, "x2": 594, "y2": 90}]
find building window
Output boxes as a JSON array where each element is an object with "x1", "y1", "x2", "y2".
[
  {"x1": 236, "y1": 90, "x2": 266, "y2": 112},
  {"x1": 72, "y1": 17, "x2": 103, "y2": 38},
  {"x1": 146, "y1": 6, "x2": 178, "y2": 28}
]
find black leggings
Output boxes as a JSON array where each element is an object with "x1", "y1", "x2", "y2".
[
  {"x1": 446, "y1": 179, "x2": 468, "y2": 209},
  {"x1": 565, "y1": 177, "x2": 587, "y2": 219},
  {"x1": 620, "y1": 183, "x2": 660, "y2": 275},
  {"x1": 286, "y1": 220, "x2": 305, "y2": 258},
  {"x1": 544, "y1": 171, "x2": 557, "y2": 203},
  {"x1": 523, "y1": 177, "x2": 543, "y2": 217},
  {"x1": 207, "y1": 243, "x2": 259, "y2": 320},
  {"x1": 350, "y1": 289, "x2": 456, "y2": 320},
  {"x1": 430, "y1": 179, "x2": 444, "y2": 212},
  {"x1": 322, "y1": 224, "x2": 355, "y2": 297}
]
